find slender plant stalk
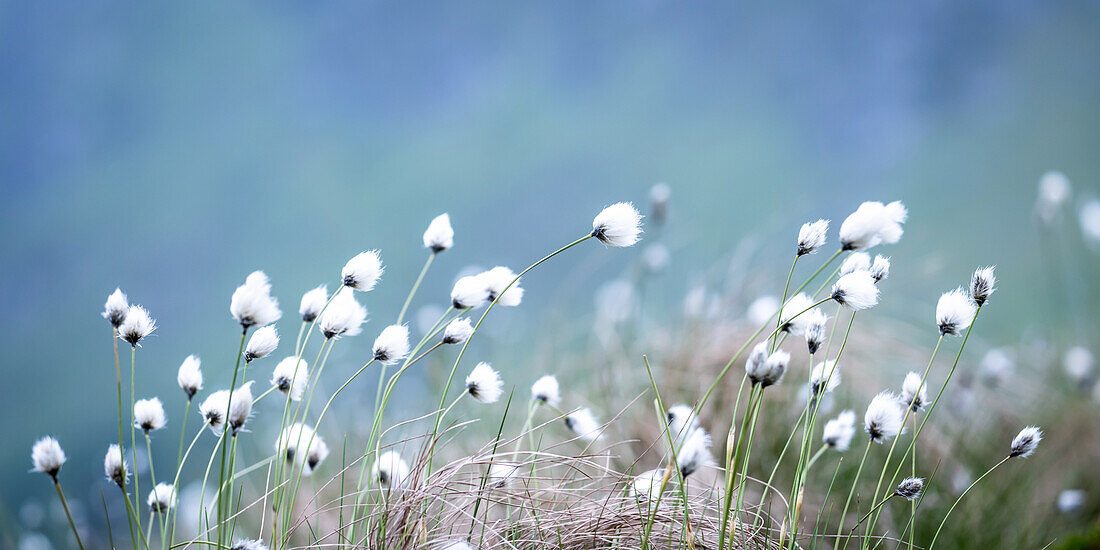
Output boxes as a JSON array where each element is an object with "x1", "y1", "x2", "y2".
[
  {"x1": 928, "y1": 455, "x2": 1010, "y2": 549},
  {"x1": 215, "y1": 328, "x2": 248, "y2": 546},
  {"x1": 167, "y1": 427, "x2": 205, "y2": 548},
  {"x1": 53, "y1": 477, "x2": 86, "y2": 550},
  {"x1": 836, "y1": 440, "x2": 873, "y2": 542},
  {"x1": 773, "y1": 254, "x2": 801, "y2": 350},
  {"x1": 397, "y1": 251, "x2": 436, "y2": 325},
  {"x1": 113, "y1": 328, "x2": 139, "y2": 550}
]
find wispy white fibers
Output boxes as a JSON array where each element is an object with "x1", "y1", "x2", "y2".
[
  {"x1": 119, "y1": 305, "x2": 156, "y2": 346},
  {"x1": 667, "y1": 404, "x2": 700, "y2": 443},
  {"x1": 1037, "y1": 171, "x2": 1071, "y2": 224},
  {"x1": 864, "y1": 391, "x2": 905, "y2": 443},
  {"x1": 147, "y1": 483, "x2": 176, "y2": 513},
  {"x1": 134, "y1": 397, "x2": 167, "y2": 432},
  {"x1": 298, "y1": 285, "x2": 328, "y2": 323},
  {"x1": 831, "y1": 271, "x2": 880, "y2": 310},
  {"x1": 823, "y1": 410, "x2": 856, "y2": 451},
  {"x1": 1009, "y1": 426, "x2": 1043, "y2": 458},
  {"x1": 230, "y1": 271, "x2": 282, "y2": 329},
  {"x1": 901, "y1": 372, "x2": 928, "y2": 412},
  {"x1": 839, "y1": 252, "x2": 871, "y2": 276},
  {"x1": 748, "y1": 346, "x2": 789, "y2": 388},
  {"x1": 465, "y1": 362, "x2": 504, "y2": 404},
  {"x1": 302, "y1": 434, "x2": 329, "y2": 476},
  {"x1": 531, "y1": 375, "x2": 561, "y2": 407},
  {"x1": 372, "y1": 325, "x2": 411, "y2": 364},
  {"x1": 780, "y1": 293, "x2": 817, "y2": 335},
  {"x1": 177, "y1": 355, "x2": 203, "y2": 399},
  {"x1": 244, "y1": 325, "x2": 279, "y2": 363},
  {"x1": 199, "y1": 390, "x2": 231, "y2": 434},
  {"x1": 676, "y1": 427, "x2": 713, "y2": 477},
  {"x1": 423, "y1": 213, "x2": 455, "y2": 253},
  {"x1": 631, "y1": 468, "x2": 666, "y2": 504},
  {"x1": 275, "y1": 423, "x2": 315, "y2": 464},
  {"x1": 451, "y1": 275, "x2": 490, "y2": 310},
  {"x1": 969, "y1": 266, "x2": 996, "y2": 307},
  {"x1": 442, "y1": 318, "x2": 473, "y2": 344},
  {"x1": 797, "y1": 219, "x2": 829, "y2": 256},
  {"x1": 102, "y1": 288, "x2": 128, "y2": 328},
  {"x1": 31, "y1": 436, "x2": 66, "y2": 477},
  {"x1": 230, "y1": 539, "x2": 268, "y2": 550},
  {"x1": 479, "y1": 266, "x2": 524, "y2": 306},
  {"x1": 372, "y1": 451, "x2": 410, "y2": 488},
  {"x1": 747, "y1": 295, "x2": 780, "y2": 326},
  {"x1": 810, "y1": 360, "x2": 841, "y2": 397},
  {"x1": 839, "y1": 200, "x2": 907, "y2": 251},
  {"x1": 805, "y1": 309, "x2": 829, "y2": 355},
  {"x1": 591, "y1": 202, "x2": 643, "y2": 247},
  {"x1": 271, "y1": 356, "x2": 308, "y2": 401},
  {"x1": 895, "y1": 478, "x2": 924, "y2": 501},
  {"x1": 487, "y1": 463, "x2": 520, "y2": 489},
  {"x1": 564, "y1": 408, "x2": 604, "y2": 442},
  {"x1": 869, "y1": 255, "x2": 891, "y2": 282},
  {"x1": 227, "y1": 381, "x2": 254, "y2": 435},
  {"x1": 104, "y1": 444, "x2": 128, "y2": 487},
  {"x1": 341, "y1": 250, "x2": 384, "y2": 291},
  {"x1": 318, "y1": 290, "x2": 368, "y2": 339},
  {"x1": 936, "y1": 287, "x2": 977, "y2": 336}
]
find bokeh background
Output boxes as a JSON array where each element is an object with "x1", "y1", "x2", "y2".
[{"x1": 2, "y1": 1, "x2": 1099, "y2": 547}]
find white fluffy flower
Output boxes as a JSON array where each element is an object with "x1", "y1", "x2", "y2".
[
  {"x1": 119, "y1": 304, "x2": 156, "y2": 346},
  {"x1": 676, "y1": 427, "x2": 713, "y2": 477},
  {"x1": 451, "y1": 275, "x2": 490, "y2": 310},
  {"x1": 900, "y1": 372, "x2": 928, "y2": 412},
  {"x1": 831, "y1": 271, "x2": 880, "y2": 310},
  {"x1": 936, "y1": 287, "x2": 977, "y2": 336},
  {"x1": 373, "y1": 325, "x2": 411, "y2": 364},
  {"x1": 564, "y1": 408, "x2": 603, "y2": 442},
  {"x1": 864, "y1": 391, "x2": 905, "y2": 443},
  {"x1": 341, "y1": 250, "x2": 384, "y2": 291},
  {"x1": 227, "y1": 382, "x2": 254, "y2": 435},
  {"x1": 804, "y1": 309, "x2": 829, "y2": 355},
  {"x1": 1057, "y1": 490, "x2": 1086, "y2": 514},
  {"x1": 487, "y1": 462, "x2": 520, "y2": 489},
  {"x1": 244, "y1": 325, "x2": 279, "y2": 363},
  {"x1": 1080, "y1": 200, "x2": 1100, "y2": 246},
  {"x1": 748, "y1": 348, "x2": 789, "y2": 388},
  {"x1": 810, "y1": 360, "x2": 841, "y2": 396},
  {"x1": 134, "y1": 397, "x2": 167, "y2": 432},
  {"x1": 479, "y1": 266, "x2": 524, "y2": 307},
  {"x1": 869, "y1": 255, "x2": 890, "y2": 282},
  {"x1": 747, "y1": 295, "x2": 779, "y2": 326},
  {"x1": 442, "y1": 318, "x2": 473, "y2": 344},
  {"x1": 1064, "y1": 346, "x2": 1095, "y2": 385},
  {"x1": 104, "y1": 444, "x2": 128, "y2": 487},
  {"x1": 642, "y1": 243, "x2": 670, "y2": 273},
  {"x1": 31, "y1": 436, "x2": 66, "y2": 477},
  {"x1": 147, "y1": 483, "x2": 176, "y2": 513},
  {"x1": 298, "y1": 285, "x2": 328, "y2": 323},
  {"x1": 779, "y1": 293, "x2": 816, "y2": 335},
  {"x1": 1037, "y1": 171, "x2": 1071, "y2": 224},
  {"x1": 895, "y1": 477, "x2": 924, "y2": 501},
  {"x1": 630, "y1": 468, "x2": 665, "y2": 503},
  {"x1": 839, "y1": 200, "x2": 907, "y2": 251},
  {"x1": 667, "y1": 404, "x2": 700, "y2": 443},
  {"x1": 103, "y1": 288, "x2": 129, "y2": 328},
  {"x1": 823, "y1": 410, "x2": 856, "y2": 451},
  {"x1": 423, "y1": 213, "x2": 454, "y2": 253},
  {"x1": 1010, "y1": 426, "x2": 1042, "y2": 458},
  {"x1": 200, "y1": 390, "x2": 231, "y2": 434},
  {"x1": 531, "y1": 375, "x2": 561, "y2": 407},
  {"x1": 275, "y1": 423, "x2": 315, "y2": 464},
  {"x1": 839, "y1": 252, "x2": 871, "y2": 277},
  {"x1": 230, "y1": 271, "x2": 282, "y2": 329},
  {"x1": 318, "y1": 290, "x2": 368, "y2": 339},
  {"x1": 230, "y1": 539, "x2": 268, "y2": 550},
  {"x1": 465, "y1": 362, "x2": 503, "y2": 404},
  {"x1": 271, "y1": 356, "x2": 308, "y2": 401},
  {"x1": 177, "y1": 355, "x2": 203, "y2": 399},
  {"x1": 797, "y1": 219, "x2": 829, "y2": 256},
  {"x1": 302, "y1": 434, "x2": 329, "y2": 476},
  {"x1": 970, "y1": 266, "x2": 996, "y2": 307},
  {"x1": 591, "y1": 202, "x2": 643, "y2": 247},
  {"x1": 372, "y1": 451, "x2": 410, "y2": 488}
]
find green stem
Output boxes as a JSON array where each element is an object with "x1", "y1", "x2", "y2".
[
  {"x1": 397, "y1": 252, "x2": 436, "y2": 325},
  {"x1": 113, "y1": 329, "x2": 138, "y2": 550},
  {"x1": 53, "y1": 479, "x2": 86, "y2": 550},
  {"x1": 774, "y1": 255, "x2": 801, "y2": 351},
  {"x1": 167, "y1": 427, "x2": 204, "y2": 549},
  {"x1": 216, "y1": 328, "x2": 248, "y2": 546},
  {"x1": 837, "y1": 440, "x2": 873, "y2": 543},
  {"x1": 130, "y1": 345, "x2": 140, "y2": 534},
  {"x1": 928, "y1": 456, "x2": 1010, "y2": 549}
]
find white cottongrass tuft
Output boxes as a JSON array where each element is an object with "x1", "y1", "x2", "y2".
[
  {"x1": 591, "y1": 202, "x2": 643, "y2": 247},
  {"x1": 423, "y1": 213, "x2": 455, "y2": 253},
  {"x1": 487, "y1": 463, "x2": 520, "y2": 489},
  {"x1": 244, "y1": 325, "x2": 279, "y2": 363},
  {"x1": 804, "y1": 309, "x2": 829, "y2": 355},
  {"x1": 839, "y1": 252, "x2": 871, "y2": 277},
  {"x1": 298, "y1": 285, "x2": 328, "y2": 323},
  {"x1": 31, "y1": 436, "x2": 65, "y2": 477},
  {"x1": 895, "y1": 477, "x2": 924, "y2": 501},
  {"x1": 1057, "y1": 490, "x2": 1086, "y2": 514},
  {"x1": 199, "y1": 390, "x2": 231, "y2": 434},
  {"x1": 839, "y1": 200, "x2": 907, "y2": 251},
  {"x1": 869, "y1": 255, "x2": 890, "y2": 282},
  {"x1": 479, "y1": 266, "x2": 524, "y2": 307},
  {"x1": 341, "y1": 250, "x2": 384, "y2": 291},
  {"x1": 564, "y1": 408, "x2": 604, "y2": 442},
  {"x1": 271, "y1": 356, "x2": 308, "y2": 401},
  {"x1": 451, "y1": 275, "x2": 490, "y2": 310},
  {"x1": 676, "y1": 427, "x2": 713, "y2": 477},
  {"x1": 465, "y1": 362, "x2": 503, "y2": 404},
  {"x1": 779, "y1": 293, "x2": 817, "y2": 335},
  {"x1": 667, "y1": 404, "x2": 700, "y2": 443},
  {"x1": 747, "y1": 295, "x2": 780, "y2": 326},
  {"x1": 630, "y1": 469, "x2": 665, "y2": 503},
  {"x1": 230, "y1": 271, "x2": 282, "y2": 329},
  {"x1": 227, "y1": 382, "x2": 254, "y2": 435},
  {"x1": 1037, "y1": 171, "x2": 1071, "y2": 224},
  {"x1": 531, "y1": 375, "x2": 561, "y2": 407},
  {"x1": 810, "y1": 360, "x2": 841, "y2": 396},
  {"x1": 1064, "y1": 346, "x2": 1094, "y2": 385},
  {"x1": 442, "y1": 318, "x2": 474, "y2": 344},
  {"x1": 103, "y1": 288, "x2": 128, "y2": 328},
  {"x1": 372, "y1": 325, "x2": 411, "y2": 364},
  {"x1": 230, "y1": 539, "x2": 268, "y2": 550},
  {"x1": 970, "y1": 266, "x2": 996, "y2": 307},
  {"x1": 134, "y1": 397, "x2": 167, "y2": 432},
  {"x1": 177, "y1": 355, "x2": 203, "y2": 400},
  {"x1": 901, "y1": 372, "x2": 928, "y2": 412},
  {"x1": 302, "y1": 434, "x2": 329, "y2": 476},
  {"x1": 1080, "y1": 200, "x2": 1100, "y2": 246},
  {"x1": 797, "y1": 219, "x2": 829, "y2": 256},
  {"x1": 119, "y1": 304, "x2": 156, "y2": 346},
  {"x1": 372, "y1": 451, "x2": 410, "y2": 488},
  {"x1": 147, "y1": 482, "x2": 176, "y2": 513},
  {"x1": 748, "y1": 348, "x2": 789, "y2": 388},
  {"x1": 864, "y1": 391, "x2": 905, "y2": 443},
  {"x1": 318, "y1": 290, "x2": 368, "y2": 339},
  {"x1": 831, "y1": 271, "x2": 880, "y2": 310},
  {"x1": 936, "y1": 287, "x2": 977, "y2": 336},
  {"x1": 823, "y1": 410, "x2": 856, "y2": 451},
  {"x1": 104, "y1": 444, "x2": 128, "y2": 487},
  {"x1": 276, "y1": 423, "x2": 325, "y2": 471},
  {"x1": 1010, "y1": 426, "x2": 1042, "y2": 458}
]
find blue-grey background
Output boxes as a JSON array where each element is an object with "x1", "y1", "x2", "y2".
[{"x1": 2, "y1": 1, "x2": 1098, "y2": 543}]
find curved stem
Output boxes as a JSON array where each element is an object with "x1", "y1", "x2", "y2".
[
  {"x1": 774, "y1": 255, "x2": 801, "y2": 351},
  {"x1": 215, "y1": 328, "x2": 248, "y2": 546},
  {"x1": 928, "y1": 456, "x2": 1010, "y2": 549},
  {"x1": 53, "y1": 479, "x2": 86, "y2": 550},
  {"x1": 397, "y1": 252, "x2": 436, "y2": 326},
  {"x1": 837, "y1": 440, "x2": 873, "y2": 544}
]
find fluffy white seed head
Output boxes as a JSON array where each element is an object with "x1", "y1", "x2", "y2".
[
  {"x1": 831, "y1": 271, "x2": 880, "y2": 310},
  {"x1": 1064, "y1": 346, "x2": 1095, "y2": 385},
  {"x1": 823, "y1": 410, "x2": 857, "y2": 451},
  {"x1": 31, "y1": 437, "x2": 65, "y2": 477},
  {"x1": 341, "y1": 250, "x2": 384, "y2": 291},
  {"x1": 199, "y1": 390, "x2": 231, "y2": 434},
  {"x1": 372, "y1": 325, "x2": 410, "y2": 364},
  {"x1": 230, "y1": 539, "x2": 268, "y2": 550},
  {"x1": 1057, "y1": 490, "x2": 1086, "y2": 514},
  {"x1": 104, "y1": 444, "x2": 128, "y2": 487},
  {"x1": 901, "y1": 372, "x2": 928, "y2": 412},
  {"x1": 147, "y1": 483, "x2": 176, "y2": 513},
  {"x1": 271, "y1": 356, "x2": 309, "y2": 401},
  {"x1": 298, "y1": 285, "x2": 328, "y2": 323},
  {"x1": 840, "y1": 252, "x2": 872, "y2": 277},
  {"x1": 487, "y1": 463, "x2": 519, "y2": 489},
  {"x1": 805, "y1": 309, "x2": 829, "y2": 355},
  {"x1": 749, "y1": 349, "x2": 789, "y2": 388},
  {"x1": 465, "y1": 362, "x2": 503, "y2": 404},
  {"x1": 302, "y1": 434, "x2": 329, "y2": 476},
  {"x1": 451, "y1": 275, "x2": 490, "y2": 310},
  {"x1": 870, "y1": 255, "x2": 890, "y2": 282},
  {"x1": 779, "y1": 293, "x2": 817, "y2": 335},
  {"x1": 318, "y1": 290, "x2": 368, "y2": 339},
  {"x1": 244, "y1": 325, "x2": 279, "y2": 363},
  {"x1": 531, "y1": 375, "x2": 561, "y2": 407},
  {"x1": 134, "y1": 397, "x2": 167, "y2": 432},
  {"x1": 442, "y1": 318, "x2": 474, "y2": 344},
  {"x1": 630, "y1": 469, "x2": 665, "y2": 503},
  {"x1": 747, "y1": 295, "x2": 779, "y2": 326},
  {"x1": 423, "y1": 213, "x2": 454, "y2": 253},
  {"x1": 970, "y1": 266, "x2": 996, "y2": 306},
  {"x1": 591, "y1": 202, "x2": 643, "y2": 247},
  {"x1": 810, "y1": 360, "x2": 841, "y2": 397},
  {"x1": 839, "y1": 200, "x2": 907, "y2": 251},
  {"x1": 230, "y1": 271, "x2": 282, "y2": 329},
  {"x1": 119, "y1": 305, "x2": 156, "y2": 346},
  {"x1": 1010, "y1": 426, "x2": 1042, "y2": 458},
  {"x1": 479, "y1": 266, "x2": 524, "y2": 307},
  {"x1": 372, "y1": 451, "x2": 410, "y2": 488},
  {"x1": 275, "y1": 423, "x2": 315, "y2": 464},
  {"x1": 227, "y1": 382, "x2": 254, "y2": 435},
  {"x1": 745, "y1": 342, "x2": 769, "y2": 382},
  {"x1": 797, "y1": 219, "x2": 829, "y2": 256},
  {"x1": 676, "y1": 427, "x2": 713, "y2": 477},
  {"x1": 865, "y1": 392, "x2": 905, "y2": 443},
  {"x1": 177, "y1": 355, "x2": 203, "y2": 399},
  {"x1": 936, "y1": 287, "x2": 977, "y2": 336},
  {"x1": 564, "y1": 408, "x2": 603, "y2": 442},
  {"x1": 1037, "y1": 171, "x2": 1071, "y2": 224},
  {"x1": 895, "y1": 477, "x2": 924, "y2": 501},
  {"x1": 103, "y1": 288, "x2": 129, "y2": 328},
  {"x1": 667, "y1": 404, "x2": 700, "y2": 444}
]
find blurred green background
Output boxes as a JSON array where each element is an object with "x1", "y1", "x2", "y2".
[{"x1": 2, "y1": 1, "x2": 1099, "y2": 545}]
